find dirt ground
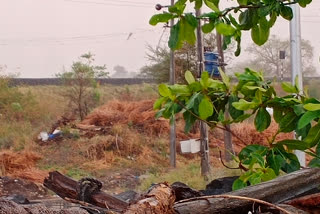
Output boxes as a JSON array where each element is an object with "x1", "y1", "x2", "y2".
[{"x1": 0, "y1": 176, "x2": 48, "y2": 200}]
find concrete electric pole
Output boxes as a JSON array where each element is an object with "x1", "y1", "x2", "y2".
[
  {"x1": 196, "y1": 8, "x2": 211, "y2": 179},
  {"x1": 216, "y1": 32, "x2": 234, "y2": 162},
  {"x1": 290, "y1": 4, "x2": 305, "y2": 167},
  {"x1": 169, "y1": 0, "x2": 176, "y2": 168}
]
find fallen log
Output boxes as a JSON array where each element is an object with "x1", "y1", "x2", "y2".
[
  {"x1": 174, "y1": 168, "x2": 320, "y2": 214},
  {"x1": 44, "y1": 171, "x2": 176, "y2": 214},
  {"x1": 43, "y1": 171, "x2": 128, "y2": 212},
  {"x1": 123, "y1": 182, "x2": 175, "y2": 214}
]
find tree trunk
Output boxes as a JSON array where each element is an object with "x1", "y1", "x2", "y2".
[
  {"x1": 123, "y1": 182, "x2": 176, "y2": 214},
  {"x1": 174, "y1": 168, "x2": 320, "y2": 214}
]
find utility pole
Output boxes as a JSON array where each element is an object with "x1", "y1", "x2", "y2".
[
  {"x1": 169, "y1": 0, "x2": 176, "y2": 168},
  {"x1": 196, "y1": 8, "x2": 210, "y2": 179},
  {"x1": 290, "y1": 4, "x2": 305, "y2": 167},
  {"x1": 216, "y1": 32, "x2": 234, "y2": 162}
]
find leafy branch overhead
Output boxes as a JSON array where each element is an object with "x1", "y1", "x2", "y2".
[
  {"x1": 154, "y1": 69, "x2": 320, "y2": 190},
  {"x1": 149, "y1": 0, "x2": 312, "y2": 55}
]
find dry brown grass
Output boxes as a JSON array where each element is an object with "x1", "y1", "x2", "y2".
[{"x1": 0, "y1": 150, "x2": 47, "y2": 183}]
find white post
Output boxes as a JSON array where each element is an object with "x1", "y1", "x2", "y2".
[{"x1": 290, "y1": 4, "x2": 305, "y2": 167}]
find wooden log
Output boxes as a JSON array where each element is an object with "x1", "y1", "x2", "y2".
[
  {"x1": 171, "y1": 182, "x2": 203, "y2": 202},
  {"x1": 43, "y1": 171, "x2": 128, "y2": 212},
  {"x1": 0, "y1": 198, "x2": 90, "y2": 214},
  {"x1": 174, "y1": 168, "x2": 320, "y2": 214},
  {"x1": 123, "y1": 182, "x2": 175, "y2": 214},
  {"x1": 286, "y1": 192, "x2": 320, "y2": 213}
]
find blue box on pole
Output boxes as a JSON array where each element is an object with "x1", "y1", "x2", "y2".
[{"x1": 204, "y1": 52, "x2": 220, "y2": 77}]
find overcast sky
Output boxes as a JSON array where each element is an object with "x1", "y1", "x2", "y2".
[{"x1": 0, "y1": 0, "x2": 319, "y2": 78}]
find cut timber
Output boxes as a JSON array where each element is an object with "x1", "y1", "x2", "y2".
[
  {"x1": 171, "y1": 182, "x2": 203, "y2": 202},
  {"x1": 174, "y1": 168, "x2": 320, "y2": 214},
  {"x1": 43, "y1": 171, "x2": 128, "y2": 212},
  {"x1": 286, "y1": 192, "x2": 320, "y2": 213},
  {"x1": 124, "y1": 182, "x2": 175, "y2": 214}
]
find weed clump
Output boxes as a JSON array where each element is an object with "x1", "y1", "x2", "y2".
[
  {"x1": 0, "y1": 150, "x2": 47, "y2": 183},
  {"x1": 81, "y1": 99, "x2": 169, "y2": 136}
]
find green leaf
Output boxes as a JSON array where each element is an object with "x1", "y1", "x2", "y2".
[
  {"x1": 296, "y1": 123, "x2": 311, "y2": 140},
  {"x1": 149, "y1": 13, "x2": 174, "y2": 26},
  {"x1": 237, "y1": 0, "x2": 247, "y2": 5},
  {"x1": 248, "y1": 172, "x2": 262, "y2": 185},
  {"x1": 281, "y1": 153, "x2": 300, "y2": 173},
  {"x1": 304, "y1": 122, "x2": 320, "y2": 148},
  {"x1": 308, "y1": 144, "x2": 320, "y2": 168},
  {"x1": 266, "y1": 151, "x2": 284, "y2": 175},
  {"x1": 199, "y1": 97, "x2": 214, "y2": 120},
  {"x1": 280, "y1": 6, "x2": 293, "y2": 20},
  {"x1": 234, "y1": 114, "x2": 251, "y2": 122},
  {"x1": 245, "y1": 86, "x2": 267, "y2": 92},
  {"x1": 180, "y1": 17, "x2": 197, "y2": 45},
  {"x1": 207, "y1": 79, "x2": 226, "y2": 90},
  {"x1": 298, "y1": 110, "x2": 320, "y2": 129},
  {"x1": 261, "y1": 168, "x2": 276, "y2": 182},
  {"x1": 169, "y1": 84, "x2": 191, "y2": 97},
  {"x1": 293, "y1": 104, "x2": 305, "y2": 116},
  {"x1": 308, "y1": 158, "x2": 320, "y2": 168},
  {"x1": 195, "y1": 0, "x2": 203, "y2": 9},
  {"x1": 185, "y1": 70, "x2": 195, "y2": 84},
  {"x1": 232, "y1": 99, "x2": 259, "y2": 111},
  {"x1": 251, "y1": 17, "x2": 270, "y2": 46},
  {"x1": 185, "y1": 92, "x2": 201, "y2": 109},
  {"x1": 232, "y1": 178, "x2": 247, "y2": 191},
  {"x1": 185, "y1": 13, "x2": 198, "y2": 28},
  {"x1": 168, "y1": 21, "x2": 182, "y2": 50},
  {"x1": 303, "y1": 103, "x2": 320, "y2": 111},
  {"x1": 273, "y1": 107, "x2": 283, "y2": 123},
  {"x1": 239, "y1": 145, "x2": 268, "y2": 165},
  {"x1": 202, "y1": 21, "x2": 215, "y2": 33},
  {"x1": 268, "y1": 11, "x2": 277, "y2": 27},
  {"x1": 254, "y1": 108, "x2": 271, "y2": 132},
  {"x1": 204, "y1": 0, "x2": 219, "y2": 12},
  {"x1": 218, "y1": 110, "x2": 224, "y2": 122},
  {"x1": 276, "y1": 139, "x2": 310, "y2": 150},
  {"x1": 279, "y1": 111, "x2": 298, "y2": 133},
  {"x1": 200, "y1": 72, "x2": 210, "y2": 89},
  {"x1": 219, "y1": 68, "x2": 230, "y2": 88},
  {"x1": 216, "y1": 23, "x2": 236, "y2": 36},
  {"x1": 183, "y1": 111, "x2": 197, "y2": 133},
  {"x1": 159, "y1": 84, "x2": 172, "y2": 97},
  {"x1": 316, "y1": 143, "x2": 320, "y2": 156},
  {"x1": 239, "y1": 9, "x2": 256, "y2": 30},
  {"x1": 298, "y1": 0, "x2": 312, "y2": 7},
  {"x1": 153, "y1": 97, "x2": 166, "y2": 110},
  {"x1": 155, "y1": 108, "x2": 165, "y2": 119},
  {"x1": 228, "y1": 95, "x2": 244, "y2": 120},
  {"x1": 188, "y1": 82, "x2": 202, "y2": 92},
  {"x1": 170, "y1": 0, "x2": 187, "y2": 15},
  {"x1": 281, "y1": 82, "x2": 298, "y2": 93}
]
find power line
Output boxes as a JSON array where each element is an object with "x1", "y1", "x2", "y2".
[
  {"x1": 0, "y1": 29, "x2": 159, "y2": 46},
  {"x1": 63, "y1": 0, "x2": 152, "y2": 8}
]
